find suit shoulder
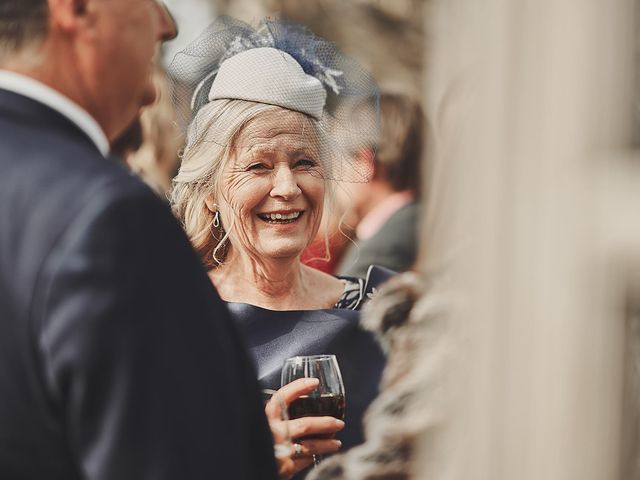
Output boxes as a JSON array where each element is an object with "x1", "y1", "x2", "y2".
[{"x1": 0, "y1": 124, "x2": 179, "y2": 305}]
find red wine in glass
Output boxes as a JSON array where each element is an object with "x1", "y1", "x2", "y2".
[
  {"x1": 288, "y1": 393, "x2": 346, "y2": 420},
  {"x1": 281, "y1": 355, "x2": 346, "y2": 466}
]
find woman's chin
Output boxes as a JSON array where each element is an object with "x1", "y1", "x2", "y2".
[{"x1": 258, "y1": 244, "x2": 306, "y2": 261}]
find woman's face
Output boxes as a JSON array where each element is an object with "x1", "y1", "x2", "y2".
[{"x1": 216, "y1": 109, "x2": 326, "y2": 261}]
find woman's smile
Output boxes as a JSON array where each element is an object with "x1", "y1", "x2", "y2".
[
  {"x1": 216, "y1": 109, "x2": 326, "y2": 260},
  {"x1": 256, "y1": 210, "x2": 304, "y2": 224}
]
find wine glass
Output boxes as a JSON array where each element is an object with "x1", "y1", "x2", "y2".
[{"x1": 281, "y1": 354, "x2": 346, "y2": 466}]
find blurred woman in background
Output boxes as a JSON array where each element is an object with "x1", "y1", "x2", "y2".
[{"x1": 112, "y1": 69, "x2": 183, "y2": 198}]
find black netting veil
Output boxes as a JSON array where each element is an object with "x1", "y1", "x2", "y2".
[{"x1": 167, "y1": 16, "x2": 379, "y2": 183}]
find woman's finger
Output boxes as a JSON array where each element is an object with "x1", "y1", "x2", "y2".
[
  {"x1": 265, "y1": 378, "x2": 320, "y2": 419},
  {"x1": 277, "y1": 457, "x2": 295, "y2": 480},
  {"x1": 292, "y1": 457, "x2": 315, "y2": 472},
  {"x1": 288, "y1": 416, "x2": 345, "y2": 439},
  {"x1": 278, "y1": 455, "x2": 315, "y2": 480},
  {"x1": 294, "y1": 439, "x2": 342, "y2": 457}
]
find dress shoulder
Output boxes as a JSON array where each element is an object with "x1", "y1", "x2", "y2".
[{"x1": 334, "y1": 264, "x2": 396, "y2": 310}]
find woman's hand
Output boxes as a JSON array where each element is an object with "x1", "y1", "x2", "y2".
[{"x1": 265, "y1": 378, "x2": 345, "y2": 479}]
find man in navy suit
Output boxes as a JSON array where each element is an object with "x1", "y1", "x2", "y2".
[{"x1": 0, "y1": 1, "x2": 278, "y2": 478}]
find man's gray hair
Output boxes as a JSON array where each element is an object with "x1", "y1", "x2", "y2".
[{"x1": 0, "y1": 0, "x2": 49, "y2": 57}]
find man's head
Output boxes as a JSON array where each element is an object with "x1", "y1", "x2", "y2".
[
  {"x1": 345, "y1": 92, "x2": 426, "y2": 222},
  {"x1": 374, "y1": 92, "x2": 425, "y2": 195},
  {"x1": 0, "y1": 1, "x2": 49, "y2": 58},
  {"x1": 0, "y1": 0, "x2": 177, "y2": 143}
]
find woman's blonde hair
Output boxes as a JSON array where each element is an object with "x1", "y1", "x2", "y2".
[{"x1": 170, "y1": 98, "x2": 335, "y2": 269}]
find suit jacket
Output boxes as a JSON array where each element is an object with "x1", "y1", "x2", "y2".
[
  {"x1": 338, "y1": 202, "x2": 419, "y2": 278},
  {"x1": 0, "y1": 89, "x2": 278, "y2": 480}
]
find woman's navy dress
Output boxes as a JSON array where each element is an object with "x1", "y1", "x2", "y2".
[{"x1": 228, "y1": 266, "x2": 392, "y2": 450}]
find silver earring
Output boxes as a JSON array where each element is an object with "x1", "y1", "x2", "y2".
[{"x1": 211, "y1": 202, "x2": 221, "y2": 228}]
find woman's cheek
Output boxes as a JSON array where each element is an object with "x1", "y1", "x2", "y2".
[{"x1": 306, "y1": 180, "x2": 325, "y2": 216}]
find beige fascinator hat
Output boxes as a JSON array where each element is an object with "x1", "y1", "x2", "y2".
[{"x1": 168, "y1": 16, "x2": 379, "y2": 182}]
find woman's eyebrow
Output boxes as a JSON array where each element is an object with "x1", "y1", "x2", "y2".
[
  {"x1": 242, "y1": 142, "x2": 317, "y2": 155},
  {"x1": 288, "y1": 147, "x2": 319, "y2": 158},
  {"x1": 243, "y1": 145, "x2": 277, "y2": 158}
]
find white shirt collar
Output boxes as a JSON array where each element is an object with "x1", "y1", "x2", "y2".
[{"x1": 0, "y1": 70, "x2": 110, "y2": 157}]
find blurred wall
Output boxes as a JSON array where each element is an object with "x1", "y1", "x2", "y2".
[
  {"x1": 417, "y1": 0, "x2": 640, "y2": 479},
  {"x1": 210, "y1": 0, "x2": 425, "y2": 100}
]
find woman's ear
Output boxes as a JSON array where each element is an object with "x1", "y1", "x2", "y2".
[{"x1": 204, "y1": 194, "x2": 217, "y2": 212}]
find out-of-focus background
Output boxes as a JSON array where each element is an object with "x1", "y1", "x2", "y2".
[
  {"x1": 164, "y1": 0, "x2": 424, "y2": 97},
  {"x1": 130, "y1": 1, "x2": 640, "y2": 478}
]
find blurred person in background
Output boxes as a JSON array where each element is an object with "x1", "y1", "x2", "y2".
[
  {"x1": 169, "y1": 17, "x2": 390, "y2": 476},
  {"x1": 299, "y1": 208, "x2": 355, "y2": 274},
  {"x1": 113, "y1": 69, "x2": 184, "y2": 197},
  {"x1": 111, "y1": 116, "x2": 144, "y2": 165},
  {"x1": 337, "y1": 92, "x2": 425, "y2": 278},
  {"x1": 0, "y1": 1, "x2": 279, "y2": 479}
]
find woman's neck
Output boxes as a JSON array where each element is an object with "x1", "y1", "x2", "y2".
[
  {"x1": 209, "y1": 248, "x2": 346, "y2": 310},
  {"x1": 209, "y1": 250, "x2": 318, "y2": 310}
]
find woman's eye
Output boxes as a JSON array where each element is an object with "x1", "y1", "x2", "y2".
[
  {"x1": 247, "y1": 163, "x2": 267, "y2": 171},
  {"x1": 296, "y1": 158, "x2": 317, "y2": 168}
]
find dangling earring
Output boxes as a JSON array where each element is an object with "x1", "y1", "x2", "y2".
[{"x1": 212, "y1": 203, "x2": 220, "y2": 228}]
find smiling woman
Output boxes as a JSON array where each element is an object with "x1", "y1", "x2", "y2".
[
  {"x1": 172, "y1": 101, "x2": 331, "y2": 270},
  {"x1": 169, "y1": 16, "x2": 387, "y2": 479},
  {"x1": 217, "y1": 110, "x2": 325, "y2": 261}
]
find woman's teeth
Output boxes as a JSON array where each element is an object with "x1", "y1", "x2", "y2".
[{"x1": 258, "y1": 212, "x2": 302, "y2": 222}]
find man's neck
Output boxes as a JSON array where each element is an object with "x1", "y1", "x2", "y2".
[
  {"x1": 0, "y1": 62, "x2": 110, "y2": 156},
  {"x1": 0, "y1": 45, "x2": 45, "y2": 72},
  {"x1": 358, "y1": 181, "x2": 396, "y2": 219},
  {"x1": 356, "y1": 189, "x2": 414, "y2": 241},
  {"x1": 6, "y1": 39, "x2": 108, "y2": 140}
]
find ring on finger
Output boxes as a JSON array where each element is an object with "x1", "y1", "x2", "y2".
[
  {"x1": 292, "y1": 442, "x2": 304, "y2": 458},
  {"x1": 274, "y1": 443, "x2": 293, "y2": 459}
]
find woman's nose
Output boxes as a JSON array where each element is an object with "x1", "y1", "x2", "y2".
[{"x1": 270, "y1": 166, "x2": 302, "y2": 200}]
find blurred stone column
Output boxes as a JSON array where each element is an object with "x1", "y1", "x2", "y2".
[{"x1": 416, "y1": 0, "x2": 640, "y2": 479}]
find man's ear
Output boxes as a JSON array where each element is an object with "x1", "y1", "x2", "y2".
[
  {"x1": 204, "y1": 194, "x2": 217, "y2": 213},
  {"x1": 47, "y1": 0, "x2": 95, "y2": 34}
]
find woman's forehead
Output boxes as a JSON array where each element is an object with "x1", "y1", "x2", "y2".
[{"x1": 235, "y1": 110, "x2": 320, "y2": 148}]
